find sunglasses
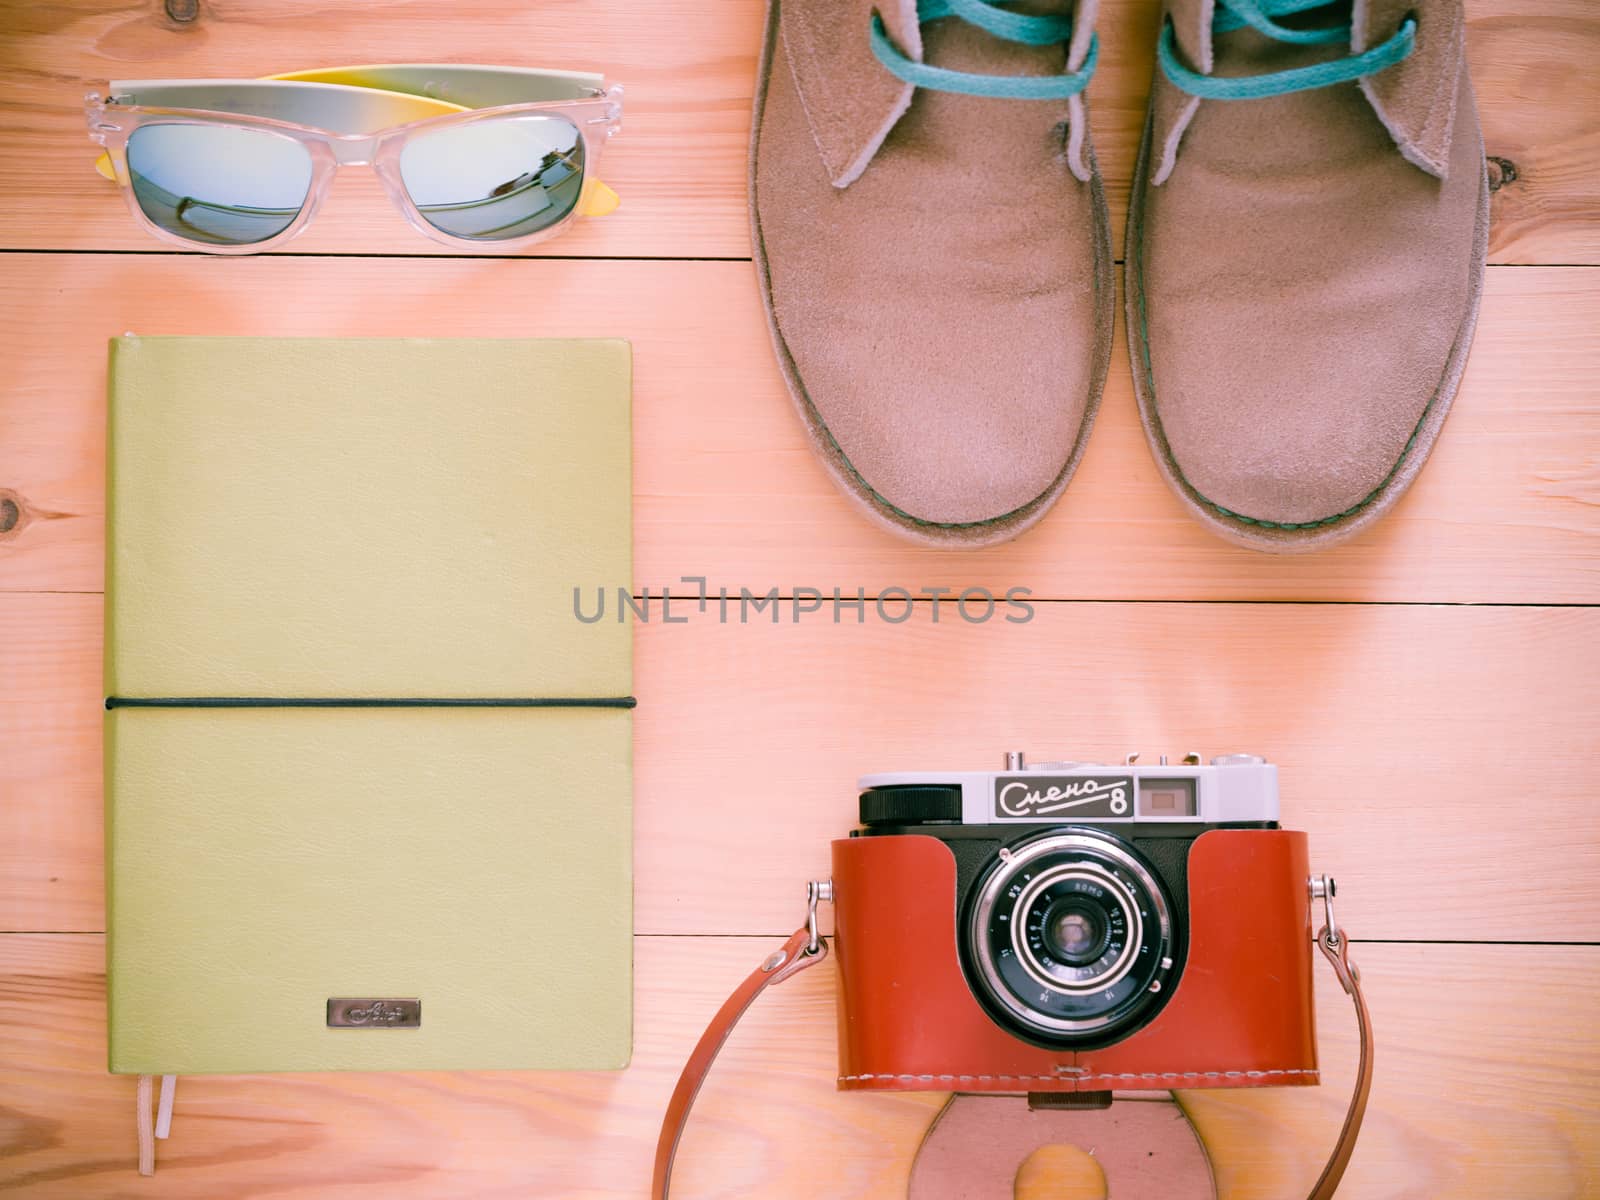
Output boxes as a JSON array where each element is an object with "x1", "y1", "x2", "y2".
[{"x1": 86, "y1": 64, "x2": 622, "y2": 253}]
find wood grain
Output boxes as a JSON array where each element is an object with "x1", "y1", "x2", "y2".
[
  {"x1": 1, "y1": 934, "x2": 1596, "y2": 1198},
  {"x1": 0, "y1": 256, "x2": 1595, "y2": 602},
  {"x1": 0, "y1": 0, "x2": 1594, "y2": 263},
  {"x1": 6, "y1": 591, "x2": 1598, "y2": 940}
]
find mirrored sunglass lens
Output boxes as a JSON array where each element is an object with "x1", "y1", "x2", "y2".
[
  {"x1": 126, "y1": 124, "x2": 313, "y2": 246},
  {"x1": 399, "y1": 114, "x2": 585, "y2": 242}
]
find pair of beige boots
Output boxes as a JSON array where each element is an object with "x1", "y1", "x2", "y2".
[{"x1": 751, "y1": 0, "x2": 1488, "y2": 551}]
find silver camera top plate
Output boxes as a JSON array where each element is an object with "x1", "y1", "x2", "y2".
[{"x1": 860, "y1": 752, "x2": 1279, "y2": 825}]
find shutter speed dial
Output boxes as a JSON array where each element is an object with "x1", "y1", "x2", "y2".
[{"x1": 858, "y1": 785, "x2": 962, "y2": 826}]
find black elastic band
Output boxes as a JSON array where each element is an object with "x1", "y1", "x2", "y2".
[{"x1": 105, "y1": 696, "x2": 637, "y2": 711}]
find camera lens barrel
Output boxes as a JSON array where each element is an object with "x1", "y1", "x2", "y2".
[{"x1": 965, "y1": 830, "x2": 1177, "y2": 1048}]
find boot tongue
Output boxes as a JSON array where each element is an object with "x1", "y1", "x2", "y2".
[
  {"x1": 1155, "y1": 0, "x2": 1461, "y2": 182},
  {"x1": 779, "y1": 0, "x2": 923, "y2": 188}
]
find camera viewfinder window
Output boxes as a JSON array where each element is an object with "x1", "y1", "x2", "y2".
[{"x1": 1137, "y1": 779, "x2": 1196, "y2": 817}]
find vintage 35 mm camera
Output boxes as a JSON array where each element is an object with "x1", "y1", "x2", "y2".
[{"x1": 830, "y1": 751, "x2": 1323, "y2": 1094}]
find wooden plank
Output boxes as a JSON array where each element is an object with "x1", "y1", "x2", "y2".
[
  {"x1": 1, "y1": 933, "x2": 1595, "y2": 1197},
  {"x1": 6, "y1": 592, "x2": 1597, "y2": 940},
  {"x1": 1469, "y1": 0, "x2": 1600, "y2": 264},
  {"x1": 0, "y1": 0, "x2": 1593, "y2": 264},
  {"x1": 0, "y1": 595, "x2": 100, "y2": 934},
  {"x1": 0, "y1": 256, "x2": 1595, "y2": 602}
]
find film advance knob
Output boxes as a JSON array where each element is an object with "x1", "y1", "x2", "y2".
[{"x1": 858, "y1": 785, "x2": 963, "y2": 826}]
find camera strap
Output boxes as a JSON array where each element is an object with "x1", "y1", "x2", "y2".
[{"x1": 653, "y1": 918, "x2": 1372, "y2": 1200}]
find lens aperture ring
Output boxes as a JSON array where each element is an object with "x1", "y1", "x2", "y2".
[{"x1": 1012, "y1": 862, "x2": 1141, "y2": 995}]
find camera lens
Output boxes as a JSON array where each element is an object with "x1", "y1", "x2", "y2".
[
  {"x1": 964, "y1": 830, "x2": 1176, "y2": 1048},
  {"x1": 1043, "y1": 898, "x2": 1109, "y2": 965}
]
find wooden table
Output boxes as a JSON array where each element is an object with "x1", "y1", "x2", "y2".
[{"x1": 2, "y1": 2, "x2": 1597, "y2": 1196}]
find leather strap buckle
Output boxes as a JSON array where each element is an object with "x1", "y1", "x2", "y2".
[
  {"x1": 805, "y1": 878, "x2": 832, "y2": 956},
  {"x1": 1312, "y1": 873, "x2": 1341, "y2": 948}
]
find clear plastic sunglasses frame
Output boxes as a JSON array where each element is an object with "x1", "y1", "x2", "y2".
[{"x1": 85, "y1": 72, "x2": 623, "y2": 255}]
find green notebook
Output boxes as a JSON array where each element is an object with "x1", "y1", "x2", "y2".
[{"x1": 104, "y1": 336, "x2": 633, "y2": 1075}]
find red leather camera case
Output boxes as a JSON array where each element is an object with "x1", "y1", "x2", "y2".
[{"x1": 831, "y1": 829, "x2": 1317, "y2": 1093}]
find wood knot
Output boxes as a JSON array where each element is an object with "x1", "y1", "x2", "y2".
[
  {"x1": 0, "y1": 490, "x2": 22, "y2": 538},
  {"x1": 0, "y1": 490, "x2": 74, "y2": 542},
  {"x1": 164, "y1": 0, "x2": 200, "y2": 23},
  {"x1": 1486, "y1": 155, "x2": 1519, "y2": 192}
]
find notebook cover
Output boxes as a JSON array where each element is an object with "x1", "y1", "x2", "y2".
[{"x1": 104, "y1": 336, "x2": 632, "y2": 1075}]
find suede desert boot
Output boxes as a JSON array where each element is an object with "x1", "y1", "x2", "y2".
[
  {"x1": 753, "y1": 0, "x2": 1113, "y2": 546},
  {"x1": 1126, "y1": 0, "x2": 1487, "y2": 550}
]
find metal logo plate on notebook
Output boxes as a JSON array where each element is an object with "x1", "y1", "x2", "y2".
[{"x1": 326, "y1": 998, "x2": 421, "y2": 1028}]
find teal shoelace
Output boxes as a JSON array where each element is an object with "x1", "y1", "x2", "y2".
[
  {"x1": 869, "y1": 0, "x2": 1099, "y2": 100},
  {"x1": 1159, "y1": 0, "x2": 1415, "y2": 99}
]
